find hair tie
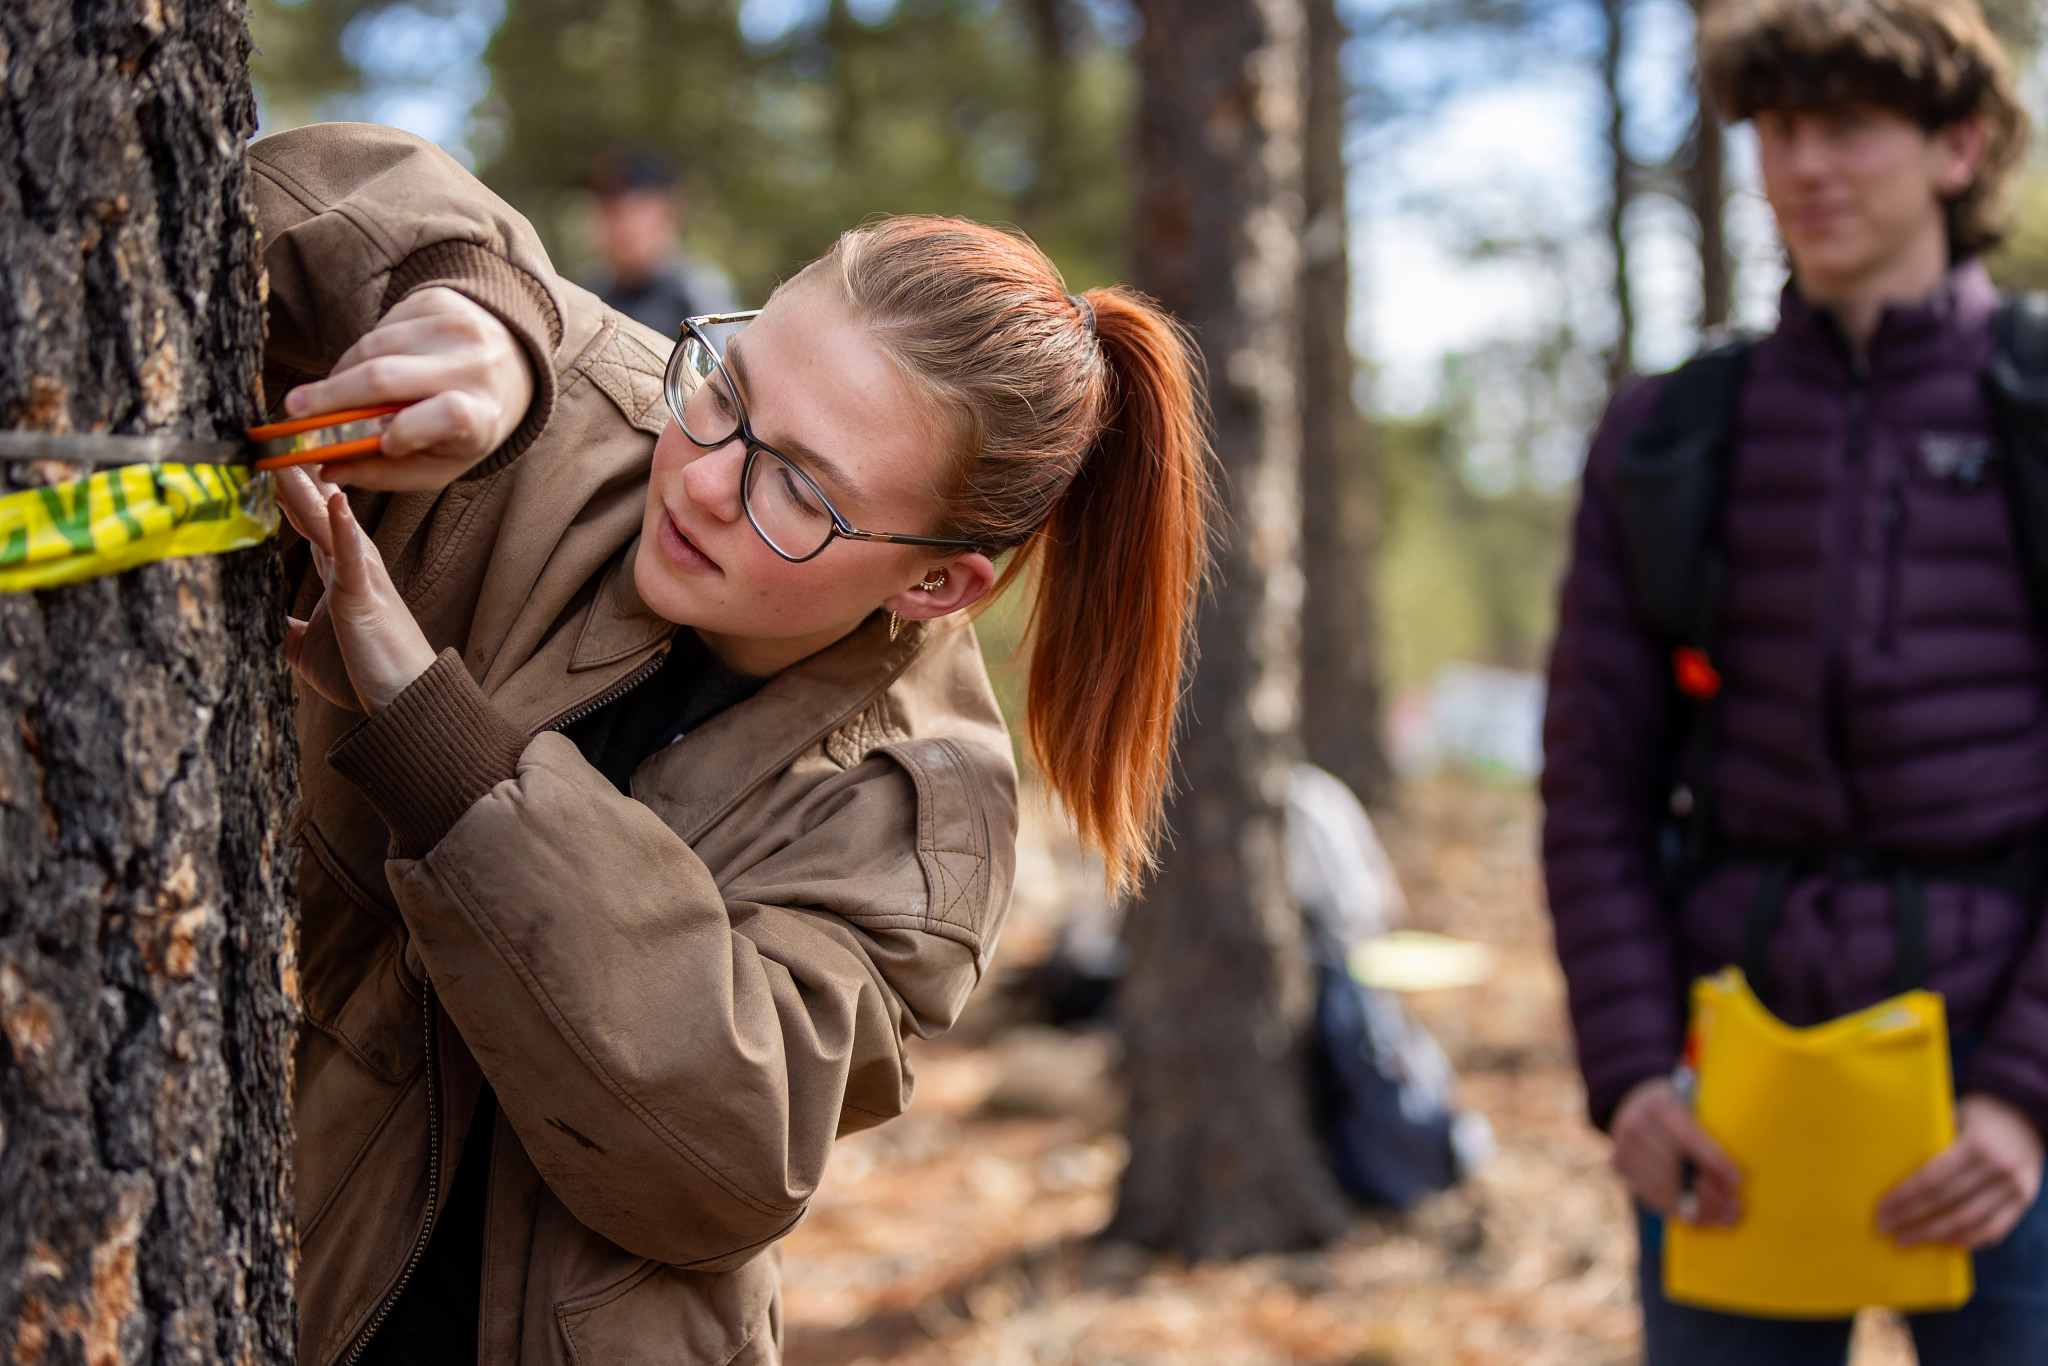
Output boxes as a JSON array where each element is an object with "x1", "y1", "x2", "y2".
[{"x1": 1065, "y1": 293, "x2": 1097, "y2": 337}]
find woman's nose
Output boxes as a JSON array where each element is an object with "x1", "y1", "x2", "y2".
[{"x1": 682, "y1": 439, "x2": 746, "y2": 522}]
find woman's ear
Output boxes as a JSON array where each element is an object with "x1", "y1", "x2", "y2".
[{"x1": 883, "y1": 552, "x2": 997, "y2": 622}]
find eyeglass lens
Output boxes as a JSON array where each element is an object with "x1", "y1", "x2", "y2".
[
  {"x1": 669, "y1": 318, "x2": 839, "y2": 561},
  {"x1": 744, "y1": 448, "x2": 837, "y2": 559}
]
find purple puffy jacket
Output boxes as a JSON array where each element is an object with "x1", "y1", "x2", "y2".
[{"x1": 1542, "y1": 261, "x2": 2048, "y2": 1133}]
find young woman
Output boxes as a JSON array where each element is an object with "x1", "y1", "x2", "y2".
[{"x1": 249, "y1": 123, "x2": 1211, "y2": 1366}]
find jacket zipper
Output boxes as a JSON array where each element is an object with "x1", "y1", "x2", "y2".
[
  {"x1": 541, "y1": 647, "x2": 670, "y2": 734},
  {"x1": 337, "y1": 645, "x2": 669, "y2": 1361},
  {"x1": 343, "y1": 983, "x2": 443, "y2": 1366},
  {"x1": 1821, "y1": 357, "x2": 1872, "y2": 835},
  {"x1": 1878, "y1": 458, "x2": 1908, "y2": 652}
]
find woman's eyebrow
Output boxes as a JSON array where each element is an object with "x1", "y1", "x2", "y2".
[{"x1": 725, "y1": 342, "x2": 865, "y2": 502}]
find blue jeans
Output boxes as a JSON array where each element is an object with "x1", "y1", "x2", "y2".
[{"x1": 1638, "y1": 1187, "x2": 2048, "y2": 1365}]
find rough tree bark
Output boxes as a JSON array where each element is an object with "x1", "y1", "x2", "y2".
[
  {"x1": 0, "y1": 3, "x2": 298, "y2": 1363},
  {"x1": 1599, "y1": 0, "x2": 1637, "y2": 387},
  {"x1": 1113, "y1": 0, "x2": 1352, "y2": 1258},
  {"x1": 1299, "y1": 0, "x2": 1390, "y2": 808}
]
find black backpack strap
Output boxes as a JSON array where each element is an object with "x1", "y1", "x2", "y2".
[
  {"x1": 1988, "y1": 292, "x2": 2048, "y2": 635},
  {"x1": 1612, "y1": 340, "x2": 1753, "y2": 905},
  {"x1": 1613, "y1": 339, "x2": 1753, "y2": 647}
]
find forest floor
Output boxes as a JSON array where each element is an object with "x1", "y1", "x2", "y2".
[{"x1": 777, "y1": 774, "x2": 1917, "y2": 1366}]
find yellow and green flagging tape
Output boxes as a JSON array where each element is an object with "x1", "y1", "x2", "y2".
[
  {"x1": 0, "y1": 405, "x2": 405, "y2": 592},
  {"x1": 0, "y1": 462, "x2": 278, "y2": 592}
]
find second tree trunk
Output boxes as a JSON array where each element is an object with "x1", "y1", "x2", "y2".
[{"x1": 1115, "y1": 0, "x2": 1352, "y2": 1259}]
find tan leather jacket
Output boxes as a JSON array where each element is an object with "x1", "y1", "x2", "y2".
[{"x1": 251, "y1": 124, "x2": 1018, "y2": 1366}]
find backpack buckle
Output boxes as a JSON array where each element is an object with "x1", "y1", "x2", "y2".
[{"x1": 1673, "y1": 645, "x2": 1721, "y2": 701}]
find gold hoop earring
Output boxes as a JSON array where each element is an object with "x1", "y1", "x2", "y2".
[{"x1": 891, "y1": 571, "x2": 948, "y2": 642}]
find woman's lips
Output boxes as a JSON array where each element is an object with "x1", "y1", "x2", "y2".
[{"x1": 658, "y1": 508, "x2": 722, "y2": 575}]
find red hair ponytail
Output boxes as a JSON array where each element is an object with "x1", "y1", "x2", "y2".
[
  {"x1": 803, "y1": 219, "x2": 1216, "y2": 892},
  {"x1": 1025, "y1": 290, "x2": 1213, "y2": 892}
]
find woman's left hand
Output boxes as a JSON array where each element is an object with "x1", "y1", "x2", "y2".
[
  {"x1": 278, "y1": 466, "x2": 438, "y2": 715},
  {"x1": 1877, "y1": 1092, "x2": 2044, "y2": 1249}
]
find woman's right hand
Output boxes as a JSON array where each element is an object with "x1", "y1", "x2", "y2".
[
  {"x1": 279, "y1": 286, "x2": 535, "y2": 491},
  {"x1": 1611, "y1": 1075, "x2": 1745, "y2": 1226}
]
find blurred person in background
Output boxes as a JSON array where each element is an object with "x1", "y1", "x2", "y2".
[
  {"x1": 1541, "y1": 0, "x2": 2048, "y2": 1358},
  {"x1": 585, "y1": 145, "x2": 740, "y2": 331}
]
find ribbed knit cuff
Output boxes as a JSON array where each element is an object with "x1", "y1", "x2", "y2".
[
  {"x1": 328, "y1": 648, "x2": 530, "y2": 859},
  {"x1": 383, "y1": 240, "x2": 562, "y2": 478}
]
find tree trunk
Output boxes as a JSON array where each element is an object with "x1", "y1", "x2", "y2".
[
  {"x1": 1022, "y1": 0, "x2": 1075, "y2": 220},
  {"x1": 1298, "y1": 0, "x2": 1390, "y2": 808},
  {"x1": 1599, "y1": 0, "x2": 1636, "y2": 387},
  {"x1": 1685, "y1": 41, "x2": 1731, "y2": 332},
  {"x1": 0, "y1": 4, "x2": 298, "y2": 1364},
  {"x1": 1113, "y1": 0, "x2": 1351, "y2": 1259}
]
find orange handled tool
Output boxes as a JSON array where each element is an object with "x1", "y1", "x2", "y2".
[{"x1": 247, "y1": 403, "x2": 409, "y2": 471}]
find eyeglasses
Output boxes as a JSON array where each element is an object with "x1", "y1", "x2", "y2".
[{"x1": 664, "y1": 311, "x2": 981, "y2": 564}]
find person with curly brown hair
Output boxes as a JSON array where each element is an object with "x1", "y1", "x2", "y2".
[{"x1": 1542, "y1": 0, "x2": 2048, "y2": 1358}]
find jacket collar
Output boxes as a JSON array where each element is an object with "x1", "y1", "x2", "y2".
[
  {"x1": 1776, "y1": 258, "x2": 1999, "y2": 379},
  {"x1": 519, "y1": 531, "x2": 943, "y2": 834},
  {"x1": 631, "y1": 608, "x2": 939, "y2": 843},
  {"x1": 569, "y1": 536, "x2": 673, "y2": 672}
]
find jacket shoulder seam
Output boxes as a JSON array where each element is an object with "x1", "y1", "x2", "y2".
[
  {"x1": 249, "y1": 153, "x2": 405, "y2": 285},
  {"x1": 247, "y1": 153, "x2": 327, "y2": 215}
]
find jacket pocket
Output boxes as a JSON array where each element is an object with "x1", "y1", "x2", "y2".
[
  {"x1": 555, "y1": 1246, "x2": 778, "y2": 1366},
  {"x1": 298, "y1": 826, "x2": 427, "y2": 1083}
]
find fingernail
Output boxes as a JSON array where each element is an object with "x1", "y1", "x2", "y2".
[{"x1": 287, "y1": 389, "x2": 307, "y2": 415}]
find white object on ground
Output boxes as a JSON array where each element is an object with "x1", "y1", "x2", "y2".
[
  {"x1": 1350, "y1": 930, "x2": 1497, "y2": 992},
  {"x1": 1286, "y1": 763, "x2": 1409, "y2": 951}
]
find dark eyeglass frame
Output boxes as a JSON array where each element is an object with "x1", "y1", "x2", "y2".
[{"x1": 665, "y1": 310, "x2": 982, "y2": 564}]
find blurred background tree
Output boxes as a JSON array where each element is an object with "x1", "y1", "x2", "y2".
[
  {"x1": 1304, "y1": 0, "x2": 1397, "y2": 806},
  {"x1": 1111, "y1": 0, "x2": 1352, "y2": 1259}
]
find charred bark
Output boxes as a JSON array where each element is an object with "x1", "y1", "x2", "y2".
[
  {"x1": 1299, "y1": 0, "x2": 1390, "y2": 808},
  {"x1": 0, "y1": 3, "x2": 298, "y2": 1363},
  {"x1": 1114, "y1": 0, "x2": 1351, "y2": 1258}
]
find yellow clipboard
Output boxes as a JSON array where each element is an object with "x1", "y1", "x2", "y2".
[{"x1": 1664, "y1": 968, "x2": 1972, "y2": 1317}]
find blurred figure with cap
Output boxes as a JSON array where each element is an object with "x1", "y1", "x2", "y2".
[{"x1": 583, "y1": 146, "x2": 740, "y2": 332}]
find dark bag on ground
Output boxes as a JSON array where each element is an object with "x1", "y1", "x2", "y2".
[
  {"x1": 1310, "y1": 960, "x2": 1489, "y2": 1209},
  {"x1": 1288, "y1": 764, "x2": 1492, "y2": 1210}
]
